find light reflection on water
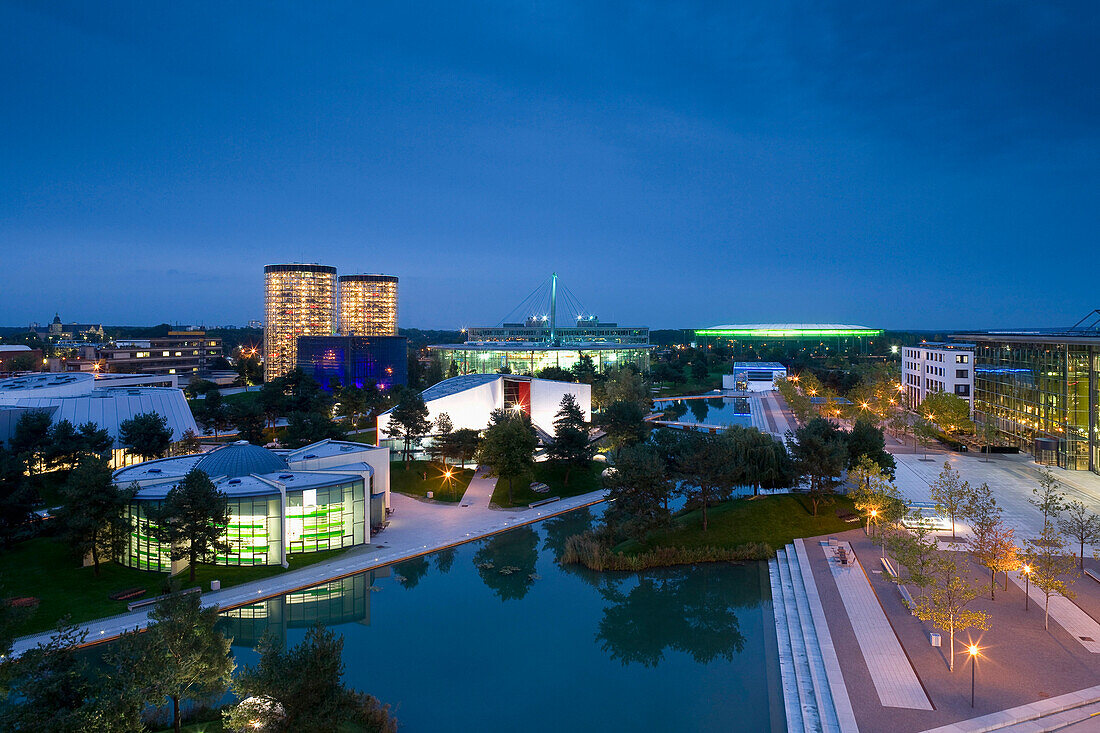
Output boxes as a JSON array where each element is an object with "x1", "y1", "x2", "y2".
[{"x1": 218, "y1": 505, "x2": 785, "y2": 733}]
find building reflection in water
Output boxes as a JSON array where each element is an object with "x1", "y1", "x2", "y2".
[{"x1": 220, "y1": 567, "x2": 388, "y2": 648}]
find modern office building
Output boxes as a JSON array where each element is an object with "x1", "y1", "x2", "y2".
[
  {"x1": 723, "y1": 362, "x2": 788, "y2": 392},
  {"x1": 338, "y1": 274, "x2": 398, "y2": 337},
  {"x1": 0, "y1": 372, "x2": 198, "y2": 467},
  {"x1": 377, "y1": 374, "x2": 590, "y2": 441},
  {"x1": 431, "y1": 274, "x2": 653, "y2": 375},
  {"x1": 99, "y1": 331, "x2": 224, "y2": 379},
  {"x1": 694, "y1": 323, "x2": 883, "y2": 354},
  {"x1": 112, "y1": 438, "x2": 390, "y2": 571},
  {"x1": 953, "y1": 314, "x2": 1100, "y2": 472},
  {"x1": 901, "y1": 342, "x2": 975, "y2": 413},
  {"x1": 264, "y1": 264, "x2": 338, "y2": 382},
  {"x1": 296, "y1": 335, "x2": 408, "y2": 391}
]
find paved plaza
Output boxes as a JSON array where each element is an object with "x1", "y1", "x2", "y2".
[{"x1": 11, "y1": 469, "x2": 608, "y2": 657}]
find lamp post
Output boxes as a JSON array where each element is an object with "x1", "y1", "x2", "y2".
[
  {"x1": 968, "y1": 645, "x2": 979, "y2": 708},
  {"x1": 1023, "y1": 564, "x2": 1031, "y2": 611},
  {"x1": 869, "y1": 509, "x2": 877, "y2": 538}
]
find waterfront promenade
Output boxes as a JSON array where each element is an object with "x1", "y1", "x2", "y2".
[{"x1": 11, "y1": 469, "x2": 608, "y2": 656}]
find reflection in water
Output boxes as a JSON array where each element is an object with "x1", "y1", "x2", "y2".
[
  {"x1": 542, "y1": 507, "x2": 595, "y2": 560},
  {"x1": 433, "y1": 546, "x2": 458, "y2": 574},
  {"x1": 596, "y1": 564, "x2": 757, "y2": 667},
  {"x1": 662, "y1": 402, "x2": 689, "y2": 422},
  {"x1": 395, "y1": 556, "x2": 431, "y2": 589},
  {"x1": 219, "y1": 570, "x2": 382, "y2": 648},
  {"x1": 707, "y1": 397, "x2": 725, "y2": 410},
  {"x1": 688, "y1": 399, "x2": 710, "y2": 424},
  {"x1": 473, "y1": 526, "x2": 539, "y2": 601}
]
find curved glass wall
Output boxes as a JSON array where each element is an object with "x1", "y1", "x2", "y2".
[{"x1": 433, "y1": 346, "x2": 650, "y2": 376}]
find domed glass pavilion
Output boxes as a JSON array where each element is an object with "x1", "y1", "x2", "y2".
[{"x1": 113, "y1": 439, "x2": 390, "y2": 572}]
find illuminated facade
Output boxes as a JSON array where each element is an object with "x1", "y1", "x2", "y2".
[
  {"x1": 901, "y1": 343, "x2": 975, "y2": 413},
  {"x1": 113, "y1": 439, "x2": 390, "y2": 570},
  {"x1": 296, "y1": 335, "x2": 407, "y2": 390},
  {"x1": 338, "y1": 274, "x2": 398, "y2": 336},
  {"x1": 264, "y1": 264, "x2": 337, "y2": 382},
  {"x1": 431, "y1": 343, "x2": 651, "y2": 376},
  {"x1": 954, "y1": 329, "x2": 1100, "y2": 473},
  {"x1": 694, "y1": 323, "x2": 882, "y2": 355}
]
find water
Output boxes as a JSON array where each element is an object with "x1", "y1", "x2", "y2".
[
  {"x1": 653, "y1": 396, "x2": 754, "y2": 428},
  {"x1": 219, "y1": 506, "x2": 784, "y2": 733}
]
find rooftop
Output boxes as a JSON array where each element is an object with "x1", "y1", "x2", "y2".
[
  {"x1": 195, "y1": 441, "x2": 290, "y2": 478},
  {"x1": 418, "y1": 373, "x2": 502, "y2": 401},
  {"x1": 734, "y1": 362, "x2": 787, "y2": 370},
  {"x1": 430, "y1": 342, "x2": 653, "y2": 351},
  {"x1": 697, "y1": 323, "x2": 881, "y2": 336},
  {"x1": 0, "y1": 372, "x2": 93, "y2": 393}
]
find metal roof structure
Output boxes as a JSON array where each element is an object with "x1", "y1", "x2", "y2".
[
  {"x1": 696, "y1": 323, "x2": 881, "y2": 337},
  {"x1": 417, "y1": 373, "x2": 503, "y2": 402},
  {"x1": 195, "y1": 442, "x2": 290, "y2": 478}
]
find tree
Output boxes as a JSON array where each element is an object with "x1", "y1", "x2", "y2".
[
  {"x1": 603, "y1": 443, "x2": 675, "y2": 542},
  {"x1": 384, "y1": 388, "x2": 432, "y2": 469},
  {"x1": 283, "y1": 410, "x2": 346, "y2": 448},
  {"x1": 234, "y1": 352, "x2": 263, "y2": 386},
  {"x1": 45, "y1": 419, "x2": 83, "y2": 470},
  {"x1": 915, "y1": 556, "x2": 989, "y2": 671},
  {"x1": 229, "y1": 399, "x2": 267, "y2": 444},
  {"x1": 788, "y1": 417, "x2": 847, "y2": 516},
  {"x1": 257, "y1": 380, "x2": 287, "y2": 428},
  {"x1": 546, "y1": 394, "x2": 594, "y2": 485},
  {"x1": 979, "y1": 418, "x2": 998, "y2": 461},
  {"x1": 184, "y1": 378, "x2": 219, "y2": 399},
  {"x1": 143, "y1": 592, "x2": 235, "y2": 733},
  {"x1": 1030, "y1": 468, "x2": 1065, "y2": 527},
  {"x1": 1058, "y1": 500, "x2": 1100, "y2": 571},
  {"x1": 195, "y1": 389, "x2": 232, "y2": 438},
  {"x1": 9, "y1": 409, "x2": 53, "y2": 474},
  {"x1": 150, "y1": 469, "x2": 230, "y2": 581},
  {"x1": 738, "y1": 427, "x2": 795, "y2": 497},
  {"x1": 594, "y1": 367, "x2": 649, "y2": 410},
  {"x1": 913, "y1": 419, "x2": 938, "y2": 460},
  {"x1": 846, "y1": 418, "x2": 896, "y2": 477},
  {"x1": 476, "y1": 413, "x2": 538, "y2": 506},
  {"x1": 53, "y1": 457, "x2": 136, "y2": 576},
  {"x1": 336, "y1": 385, "x2": 370, "y2": 431},
  {"x1": 534, "y1": 366, "x2": 574, "y2": 382},
  {"x1": 675, "y1": 432, "x2": 740, "y2": 531},
  {"x1": 0, "y1": 446, "x2": 36, "y2": 548},
  {"x1": 171, "y1": 428, "x2": 202, "y2": 456},
  {"x1": 1022, "y1": 520, "x2": 1079, "y2": 631},
  {"x1": 448, "y1": 428, "x2": 481, "y2": 468},
  {"x1": 447, "y1": 360, "x2": 460, "y2": 379},
  {"x1": 929, "y1": 461, "x2": 970, "y2": 541},
  {"x1": 571, "y1": 354, "x2": 597, "y2": 384},
  {"x1": 597, "y1": 399, "x2": 650, "y2": 450},
  {"x1": 76, "y1": 421, "x2": 113, "y2": 458},
  {"x1": 848, "y1": 456, "x2": 901, "y2": 537},
  {"x1": 118, "y1": 412, "x2": 173, "y2": 461},
  {"x1": 0, "y1": 622, "x2": 103, "y2": 731},
  {"x1": 965, "y1": 482, "x2": 1012, "y2": 599},
  {"x1": 922, "y1": 392, "x2": 974, "y2": 437},
  {"x1": 429, "y1": 412, "x2": 454, "y2": 466},
  {"x1": 227, "y1": 624, "x2": 396, "y2": 733},
  {"x1": 885, "y1": 509, "x2": 939, "y2": 600}
]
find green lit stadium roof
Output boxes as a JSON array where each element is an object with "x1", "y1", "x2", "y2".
[{"x1": 695, "y1": 323, "x2": 882, "y2": 338}]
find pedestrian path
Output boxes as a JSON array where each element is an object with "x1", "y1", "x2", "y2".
[
  {"x1": 822, "y1": 541, "x2": 933, "y2": 710},
  {"x1": 919, "y1": 682, "x2": 1100, "y2": 733},
  {"x1": 1004, "y1": 572, "x2": 1100, "y2": 653}
]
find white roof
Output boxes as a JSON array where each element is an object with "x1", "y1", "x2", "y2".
[
  {"x1": 0, "y1": 345, "x2": 32, "y2": 352},
  {"x1": 705, "y1": 323, "x2": 876, "y2": 331}
]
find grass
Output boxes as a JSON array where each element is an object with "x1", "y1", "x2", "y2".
[
  {"x1": 390, "y1": 459, "x2": 474, "y2": 502},
  {"x1": 651, "y1": 369, "x2": 726, "y2": 398},
  {"x1": 614, "y1": 493, "x2": 859, "y2": 557},
  {"x1": 0, "y1": 538, "x2": 346, "y2": 638},
  {"x1": 490, "y1": 460, "x2": 604, "y2": 508}
]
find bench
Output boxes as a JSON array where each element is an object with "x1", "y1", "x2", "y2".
[
  {"x1": 126, "y1": 585, "x2": 200, "y2": 612},
  {"x1": 898, "y1": 585, "x2": 917, "y2": 615},
  {"x1": 835, "y1": 510, "x2": 860, "y2": 524},
  {"x1": 1085, "y1": 569, "x2": 1100, "y2": 585},
  {"x1": 109, "y1": 587, "x2": 147, "y2": 602},
  {"x1": 835, "y1": 546, "x2": 851, "y2": 567},
  {"x1": 880, "y1": 556, "x2": 897, "y2": 577},
  {"x1": 530, "y1": 496, "x2": 561, "y2": 508}
]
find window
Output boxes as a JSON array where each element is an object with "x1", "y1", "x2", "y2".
[
  {"x1": 956, "y1": 369, "x2": 969, "y2": 378},
  {"x1": 162, "y1": 351, "x2": 170, "y2": 357},
  {"x1": 955, "y1": 384, "x2": 970, "y2": 396}
]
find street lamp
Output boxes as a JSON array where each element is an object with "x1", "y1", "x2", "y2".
[
  {"x1": 869, "y1": 509, "x2": 877, "y2": 538},
  {"x1": 1023, "y1": 564, "x2": 1031, "y2": 611},
  {"x1": 968, "y1": 644, "x2": 979, "y2": 708}
]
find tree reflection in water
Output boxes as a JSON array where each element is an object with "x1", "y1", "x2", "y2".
[
  {"x1": 688, "y1": 399, "x2": 709, "y2": 424},
  {"x1": 395, "y1": 556, "x2": 430, "y2": 589},
  {"x1": 473, "y1": 526, "x2": 539, "y2": 601},
  {"x1": 433, "y1": 546, "x2": 458, "y2": 574},
  {"x1": 596, "y1": 564, "x2": 754, "y2": 667},
  {"x1": 542, "y1": 507, "x2": 595, "y2": 560}
]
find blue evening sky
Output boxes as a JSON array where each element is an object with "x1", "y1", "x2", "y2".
[{"x1": 1, "y1": 2, "x2": 1097, "y2": 330}]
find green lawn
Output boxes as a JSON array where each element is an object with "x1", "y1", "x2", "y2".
[
  {"x1": 390, "y1": 459, "x2": 474, "y2": 502},
  {"x1": 615, "y1": 493, "x2": 858, "y2": 556},
  {"x1": 490, "y1": 460, "x2": 604, "y2": 508},
  {"x1": 0, "y1": 538, "x2": 345, "y2": 638}
]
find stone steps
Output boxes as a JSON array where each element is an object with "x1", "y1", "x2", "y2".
[{"x1": 771, "y1": 542, "x2": 856, "y2": 732}]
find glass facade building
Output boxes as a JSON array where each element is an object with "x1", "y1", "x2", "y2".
[
  {"x1": 296, "y1": 335, "x2": 408, "y2": 390},
  {"x1": 338, "y1": 274, "x2": 399, "y2": 337},
  {"x1": 958, "y1": 332, "x2": 1099, "y2": 473},
  {"x1": 264, "y1": 264, "x2": 338, "y2": 382},
  {"x1": 431, "y1": 343, "x2": 652, "y2": 376}
]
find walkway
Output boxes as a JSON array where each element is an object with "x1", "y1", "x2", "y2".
[
  {"x1": 10, "y1": 473, "x2": 608, "y2": 657},
  {"x1": 821, "y1": 541, "x2": 932, "y2": 710},
  {"x1": 1005, "y1": 571, "x2": 1100, "y2": 653}
]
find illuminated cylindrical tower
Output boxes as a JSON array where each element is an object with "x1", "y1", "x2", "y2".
[
  {"x1": 338, "y1": 274, "x2": 398, "y2": 336},
  {"x1": 264, "y1": 264, "x2": 337, "y2": 382}
]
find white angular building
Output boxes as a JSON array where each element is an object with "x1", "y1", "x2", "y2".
[{"x1": 901, "y1": 342, "x2": 975, "y2": 413}]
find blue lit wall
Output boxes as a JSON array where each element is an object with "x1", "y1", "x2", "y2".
[{"x1": 296, "y1": 336, "x2": 408, "y2": 391}]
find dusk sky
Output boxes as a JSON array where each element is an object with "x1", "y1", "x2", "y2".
[{"x1": 2, "y1": 2, "x2": 1097, "y2": 330}]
